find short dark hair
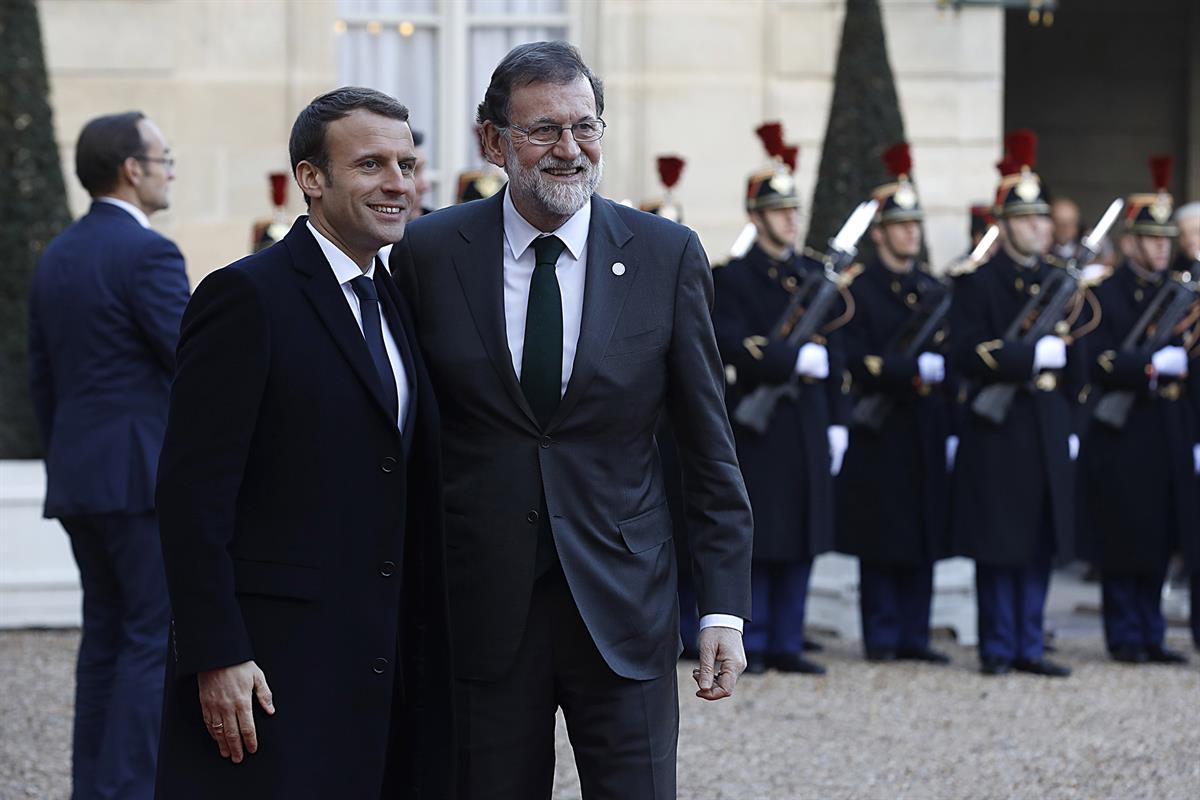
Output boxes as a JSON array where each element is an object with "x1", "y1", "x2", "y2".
[
  {"x1": 411, "y1": 129, "x2": 425, "y2": 148},
  {"x1": 289, "y1": 87, "x2": 410, "y2": 178},
  {"x1": 75, "y1": 111, "x2": 147, "y2": 197},
  {"x1": 476, "y1": 41, "x2": 604, "y2": 129}
]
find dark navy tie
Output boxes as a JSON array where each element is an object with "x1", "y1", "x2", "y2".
[
  {"x1": 521, "y1": 235, "x2": 567, "y2": 428},
  {"x1": 350, "y1": 275, "x2": 399, "y2": 425}
]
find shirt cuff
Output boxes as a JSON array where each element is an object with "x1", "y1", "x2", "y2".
[{"x1": 698, "y1": 613, "x2": 744, "y2": 633}]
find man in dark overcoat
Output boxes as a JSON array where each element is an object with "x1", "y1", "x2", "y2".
[
  {"x1": 1080, "y1": 169, "x2": 1196, "y2": 664},
  {"x1": 837, "y1": 144, "x2": 952, "y2": 664},
  {"x1": 154, "y1": 88, "x2": 453, "y2": 799},
  {"x1": 949, "y1": 135, "x2": 1082, "y2": 677},
  {"x1": 712, "y1": 146, "x2": 851, "y2": 675}
]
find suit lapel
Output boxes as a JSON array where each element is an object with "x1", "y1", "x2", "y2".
[
  {"x1": 548, "y1": 196, "x2": 635, "y2": 429},
  {"x1": 451, "y1": 193, "x2": 540, "y2": 429},
  {"x1": 284, "y1": 218, "x2": 401, "y2": 437},
  {"x1": 376, "y1": 269, "x2": 419, "y2": 458}
]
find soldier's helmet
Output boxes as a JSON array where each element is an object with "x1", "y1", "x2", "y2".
[
  {"x1": 871, "y1": 142, "x2": 923, "y2": 224},
  {"x1": 745, "y1": 121, "x2": 800, "y2": 212},
  {"x1": 640, "y1": 156, "x2": 685, "y2": 223},
  {"x1": 993, "y1": 129, "x2": 1051, "y2": 218},
  {"x1": 970, "y1": 203, "x2": 994, "y2": 239},
  {"x1": 1124, "y1": 155, "x2": 1179, "y2": 237},
  {"x1": 455, "y1": 169, "x2": 505, "y2": 204}
]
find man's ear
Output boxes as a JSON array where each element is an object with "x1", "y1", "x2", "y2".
[
  {"x1": 120, "y1": 157, "x2": 142, "y2": 189},
  {"x1": 479, "y1": 122, "x2": 507, "y2": 169},
  {"x1": 869, "y1": 224, "x2": 884, "y2": 247},
  {"x1": 295, "y1": 161, "x2": 324, "y2": 205}
]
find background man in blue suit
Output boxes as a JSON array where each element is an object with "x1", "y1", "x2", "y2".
[{"x1": 28, "y1": 111, "x2": 190, "y2": 799}]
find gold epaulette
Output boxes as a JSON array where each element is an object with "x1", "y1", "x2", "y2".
[
  {"x1": 838, "y1": 262, "x2": 865, "y2": 288},
  {"x1": 1044, "y1": 254, "x2": 1070, "y2": 270},
  {"x1": 801, "y1": 245, "x2": 823, "y2": 261}
]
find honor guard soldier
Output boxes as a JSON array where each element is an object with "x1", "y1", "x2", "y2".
[
  {"x1": 1079, "y1": 156, "x2": 1196, "y2": 665},
  {"x1": 836, "y1": 143, "x2": 952, "y2": 664},
  {"x1": 948, "y1": 130, "x2": 1082, "y2": 677},
  {"x1": 711, "y1": 124, "x2": 849, "y2": 675},
  {"x1": 455, "y1": 167, "x2": 505, "y2": 203}
]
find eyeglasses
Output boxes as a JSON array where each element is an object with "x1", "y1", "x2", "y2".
[
  {"x1": 135, "y1": 155, "x2": 176, "y2": 169},
  {"x1": 504, "y1": 118, "x2": 606, "y2": 147}
]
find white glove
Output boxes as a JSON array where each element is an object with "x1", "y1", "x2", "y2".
[
  {"x1": 1033, "y1": 335, "x2": 1067, "y2": 372},
  {"x1": 917, "y1": 352, "x2": 945, "y2": 384},
  {"x1": 795, "y1": 342, "x2": 830, "y2": 380},
  {"x1": 1193, "y1": 443, "x2": 1199, "y2": 475},
  {"x1": 945, "y1": 435, "x2": 959, "y2": 471},
  {"x1": 1068, "y1": 434, "x2": 1079, "y2": 462},
  {"x1": 1151, "y1": 345, "x2": 1188, "y2": 378},
  {"x1": 828, "y1": 425, "x2": 848, "y2": 476}
]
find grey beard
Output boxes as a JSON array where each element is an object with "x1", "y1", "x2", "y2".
[{"x1": 506, "y1": 145, "x2": 603, "y2": 218}]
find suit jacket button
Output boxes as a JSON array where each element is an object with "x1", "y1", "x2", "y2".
[
  {"x1": 526, "y1": 510, "x2": 539, "y2": 524},
  {"x1": 381, "y1": 456, "x2": 397, "y2": 473},
  {"x1": 540, "y1": 436, "x2": 552, "y2": 449},
  {"x1": 372, "y1": 657, "x2": 388, "y2": 674},
  {"x1": 380, "y1": 561, "x2": 396, "y2": 577}
]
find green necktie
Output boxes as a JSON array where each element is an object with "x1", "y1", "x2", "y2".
[{"x1": 521, "y1": 235, "x2": 567, "y2": 427}]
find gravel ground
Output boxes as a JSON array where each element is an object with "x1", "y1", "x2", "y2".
[{"x1": 3, "y1": 628, "x2": 1197, "y2": 799}]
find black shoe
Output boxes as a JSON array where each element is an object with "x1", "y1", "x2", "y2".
[
  {"x1": 1146, "y1": 645, "x2": 1189, "y2": 664},
  {"x1": 1012, "y1": 657, "x2": 1071, "y2": 677},
  {"x1": 1109, "y1": 645, "x2": 1148, "y2": 664},
  {"x1": 804, "y1": 638, "x2": 825, "y2": 653},
  {"x1": 865, "y1": 648, "x2": 897, "y2": 663},
  {"x1": 897, "y1": 646, "x2": 951, "y2": 664},
  {"x1": 980, "y1": 657, "x2": 1011, "y2": 676},
  {"x1": 767, "y1": 653, "x2": 827, "y2": 675},
  {"x1": 745, "y1": 654, "x2": 767, "y2": 675}
]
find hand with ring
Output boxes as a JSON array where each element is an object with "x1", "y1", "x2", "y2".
[{"x1": 198, "y1": 660, "x2": 275, "y2": 763}]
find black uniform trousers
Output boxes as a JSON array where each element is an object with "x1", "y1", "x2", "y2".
[
  {"x1": 60, "y1": 512, "x2": 169, "y2": 800},
  {"x1": 454, "y1": 563, "x2": 678, "y2": 800}
]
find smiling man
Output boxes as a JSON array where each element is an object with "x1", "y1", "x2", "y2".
[
  {"x1": 154, "y1": 88, "x2": 453, "y2": 798},
  {"x1": 392, "y1": 41, "x2": 753, "y2": 800}
]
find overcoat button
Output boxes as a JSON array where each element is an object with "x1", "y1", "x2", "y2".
[
  {"x1": 540, "y1": 436, "x2": 552, "y2": 449},
  {"x1": 372, "y1": 657, "x2": 388, "y2": 674},
  {"x1": 380, "y1": 561, "x2": 396, "y2": 577},
  {"x1": 381, "y1": 456, "x2": 397, "y2": 473},
  {"x1": 526, "y1": 510, "x2": 539, "y2": 524}
]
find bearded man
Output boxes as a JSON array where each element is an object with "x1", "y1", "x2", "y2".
[{"x1": 390, "y1": 41, "x2": 753, "y2": 800}]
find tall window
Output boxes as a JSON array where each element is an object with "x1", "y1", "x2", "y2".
[{"x1": 337, "y1": 0, "x2": 573, "y2": 207}]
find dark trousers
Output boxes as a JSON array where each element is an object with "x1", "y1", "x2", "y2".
[
  {"x1": 745, "y1": 560, "x2": 812, "y2": 656},
  {"x1": 975, "y1": 553, "x2": 1052, "y2": 663},
  {"x1": 454, "y1": 566, "x2": 678, "y2": 800},
  {"x1": 1101, "y1": 567, "x2": 1167, "y2": 651},
  {"x1": 859, "y1": 561, "x2": 934, "y2": 653},
  {"x1": 61, "y1": 513, "x2": 169, "y2": 800}
]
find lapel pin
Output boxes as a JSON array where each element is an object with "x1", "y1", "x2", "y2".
[{"x1": 612, "y1": 262, "x2": 626, "y2": 276}]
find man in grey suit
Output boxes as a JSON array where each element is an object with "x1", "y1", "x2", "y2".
[{"x1": 391, "y1": 40, "x2": 753, "y2": 800}]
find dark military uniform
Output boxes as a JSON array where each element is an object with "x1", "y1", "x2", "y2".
[
  {"x1": 713, "y1": 243, "x2": 848, "y2": 662},
  {"x1": 949, "y1": 141, "x2": 1083, "y2": 674},
  {"x1": 838, "y1": 259, "x2": 952, "y2": 655},
  {"x1": 1080, "y1": 177, "x2": 1196, "y2": 662}
]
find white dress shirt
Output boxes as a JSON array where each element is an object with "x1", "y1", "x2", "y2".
[
  {"x1": 307, "y1": 221, "x2": 410, "y2": 430},
  {"x1": 499, "y1": 189, "x2": 742, "y2": 634},
  {"x1": 96, "y1": 196, "x2": 150, "y2": 228},
  {"x1": 502, "y1": 186, "x2": 589, "y2": 395}
]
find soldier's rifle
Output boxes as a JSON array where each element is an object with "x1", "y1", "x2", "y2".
[
  {"x1": 732, "y1": 200, "x2": 879, "y2": 435},
  {"x1": 851, "y1": 226, "x2": 999, "y2": 431},
  {"x1": 971, "y1": 198, "x2": 1124, "y2": 425},
  {"x1": 1091, "y1": 268, "x2": 1200, "y2": 430}
]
